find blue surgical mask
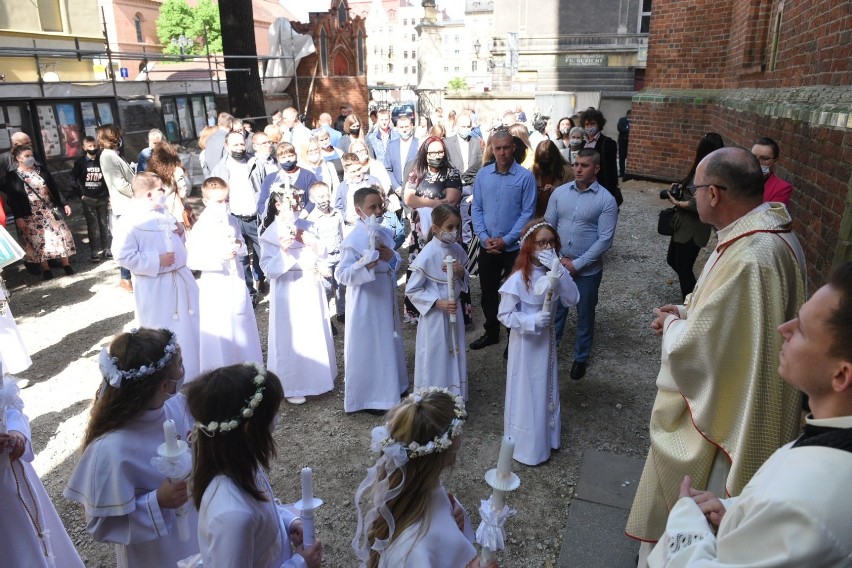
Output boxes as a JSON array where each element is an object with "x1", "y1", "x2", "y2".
[
  {"x1": 584, "y1": 126, "x2": 599, "y2": 138},
  {"x1": 457, "y1": 127, "x2": 471, "y2": 139},
  {"x1": 22, "y1": 157, "x2": 36, "y2": 166},
  {"x1": 399, "y1": 130, "x2": 413, "y2": 140},
  {"x1": 280, "y1": 160, "x2": 298, "y2": 172},
  {"x1": 761, "y1": 165, "x2": 771, "y2": 175}
]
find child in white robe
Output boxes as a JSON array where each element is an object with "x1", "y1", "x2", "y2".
[
  {"x1": 186, "y1": 363, "x2": 322, "y2": 568},
  {"x1": 498, "y1": 220, "x2": 579, "y2": 466},
  {"x1": 111, "y1": 172, "x2": 201, "y2": 382},
  {"x1": 305, "y1": 182, "x2": 345, "y2": 324},
  {"x1": 405, "y1": 205, "x2": 470, "y2": 399},
  {"x1": 353, "y1": 387, "x2": 494, "y2": 568},
  {"x1": 0, "y1": 273, "x2": 32, "y2": 374},
  {"x1": 186, "y1": 177, "x2": 263, "y2": 371},
  {"x1": 1, "y1": 372, "x2": 84, "y2": 568},
  {"x1": 259, "y1": 186, "x2": 336, "y2": 405},
  {"x1": 336, "y1": 186, "x2": 408, "y2": 413},
  {"x1": 63, "y1": 328, "x2": 199, "y2": 568}
]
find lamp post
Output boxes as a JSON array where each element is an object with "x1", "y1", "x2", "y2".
[{"x1": 172, "y1": 34, "x2": 192, "y2": 60}]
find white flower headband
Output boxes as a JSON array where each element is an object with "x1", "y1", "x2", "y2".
[
  {"x1": 195, "y1": 363, "x2": 266, "y2": 436},
  {"x1": 519, "y1": 221, "x2": 553, "y2": 246},
  {"x1": 353, "y1": 387, "x2": 468, "y2": 561},
  {"x1": 98, "y1": 328, "x2": 178, "y2": 390}
]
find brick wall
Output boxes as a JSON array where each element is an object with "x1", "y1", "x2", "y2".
[
  {"x1": 630, "y1": 0, "x2": 851, "y2": 287},
  {"x1": 285, "y1": 73, "x2": 369, "y2": 129}
]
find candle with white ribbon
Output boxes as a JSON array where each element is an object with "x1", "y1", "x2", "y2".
[
  {"x1": 444, "y1": 255, "x2": 458, "y2": 354},
  {"x1": 162, "y1": 220, "x2": 174, "y2": 253},
  {"x1": 151, "y1": 419, "x2": 192, "y2": 541},
  {"x1": 478, "y1": 435, "x2": 521, "y2": 563},
  {"x1": 296, "y1": 466, "x2": 324, "y2": 548}
]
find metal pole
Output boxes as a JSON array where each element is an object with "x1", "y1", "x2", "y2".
[
  {"x1": 101, "y1": 6, "x2": 118, "y2": 99},
  {"x1": 32, "y1": 39, "x2": 45, "y2": 98},
  {"x1": 290, "y1": 25, "x2": 301, "y2": 113},
  {"x1": 203, "y1": 23, "x2": 216, "y2": 95}
]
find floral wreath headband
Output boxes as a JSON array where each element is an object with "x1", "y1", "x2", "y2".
[
  {"x1": 99, "y1": 328, "x2": 178, "y2": 390},
  {"x1": 519, "y1": 221, "x2": 554, "y2": 246},
  {"x1": 372, "y1": 387, "x2": 468, "y2": 460},
  {"x1": 196, "y1": 363, "x2": 266, "y2": 436}
]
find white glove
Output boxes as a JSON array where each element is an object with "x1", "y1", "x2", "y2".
[
  {"x1": 354, "y1": 249, "x2": 380, "y2": 269},
  {"x1": 535, "y1": 310, "x2": 551, "y2": 328},
  {"x1": 536, "y1": 249, "x2": 557, "y2": 268}
]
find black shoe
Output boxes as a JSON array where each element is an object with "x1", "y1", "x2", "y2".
[
  {"x1": 63, "y1": 265, "x2": 75, "y2": 276},
  {"x1": 570, "y1": 361, "x2": 587, "y2": 380},
  {"x1": 102, "y1": 249, "x2": 114, "y2": 260},
  {"x1": 330, "y1": 321, "x2": 338, "y2": 336},
  {"x1": 42, "y1": 269, "x2": 54, "y2": 280},
  {"x1": 90, "y1": 252, "x2": 101, "y2": 263},
  {"x1": 336, "y1": 313, "x2": 345, "y2": 324},
  {"x1": 257, "y1": 280, "x2": 270, "y2": 294},
  {"x1": 470, "y1": 334, "x2": 499, "y2": 350}
]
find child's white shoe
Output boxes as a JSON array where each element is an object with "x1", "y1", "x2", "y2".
[{"x1": 287, "y1": 396, "x2": 307, "y2": 405}]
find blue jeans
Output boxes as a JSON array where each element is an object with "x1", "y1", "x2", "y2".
[
  {"x1": 554, "y1": 270, "x2": 603, "y2": 363},
  {"x1": 232, "y1": 214, "x2": 265, "y2": 296}
]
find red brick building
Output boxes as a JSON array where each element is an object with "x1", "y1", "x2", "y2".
[
  {"x1": 286, "y1": 0, "x2": 370, "y2": 126},
  {"x1": 629, "y1": 0, "x2": 851, "y2": 286}
]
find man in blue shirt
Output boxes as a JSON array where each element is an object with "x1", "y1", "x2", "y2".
[
  {"x1": 545, "y1": 148, "x2": 619, "y2": 379},
  {"x1": 470, "y1": 129, "x2": 537, "y2": 349}
]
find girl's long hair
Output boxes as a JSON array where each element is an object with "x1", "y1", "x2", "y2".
[
  {"x1": 408, "y1": 136, "x2": 450, "y2": 188},
  {"x1": 531, "y1": 139, "x2": 568, "y2": 181},
  {"x1": 425, "y1": 204, "x2": 461, "y2": 244},
  {"x1": 512, "y1": 218, "x2": 562, "y2": 289},
  {"x1": 366, "y1": 391, "x2": 458, "y2": 568},
  {"x1": 680, "y1": 133, "x2": 725, "y2": 187},
  {"x1": 82, "y1": 328, "x2": 180, "y2": 449},
  {"x1": 146, "y1": 142, "x2": 182, "y2": 188},
  {"x1": 260, "y1": 190, "x2": 287, "y2": 235},
  {"x1": 186, "y1": 364, "x2": 284, "y2": 509}
]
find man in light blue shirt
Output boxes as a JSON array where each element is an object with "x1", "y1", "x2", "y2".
[
  {"x1": 470, "y1": 129, "x2": 537, "y2": 349},
  {"x1": 545, "y1": 148, "x2": 618, "y2": 379}
]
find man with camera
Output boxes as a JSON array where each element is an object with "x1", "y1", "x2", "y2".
[{"x1": 659, "y1": 181, "x2": 712, "y2": 300}]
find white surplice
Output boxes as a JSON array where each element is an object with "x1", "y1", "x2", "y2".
[
  {"x1": 186, "y1": 208, "x2": 263, "y2": 371},
  {"x1": 111, "y1": 204, "x2": 201, "y2": 382},
  {"x1": 378, "y1": 484, "x2": 476, "y2": 568},
  {"x1": 1, "y1": 390, "x2": 84, "y2": 568},
  {"x1": 198, "y1": 472, "x2": 306, "y2": 568},
  {"x1": 259, "y1": 218, "x2": 336, "y2": 398},
  {"x1": 0, "y1": 298, "x2": 32, "y2": 374},
  {"x1": 336, "y1": 220, "x2": 408, "y2": 412},
  {"x1": 405, "y1": 238, "x2": 469, "y2": 399},
  {"x1": 498, "y1": 266, "x2": 579, "y2": 466},
  {"x1": 63, "y1": 394, "x2": 199, "y2": 568}
]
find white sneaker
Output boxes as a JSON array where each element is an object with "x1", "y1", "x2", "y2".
[{"x1": 287, "y1": 396, "x2": 307, "y2": 405}]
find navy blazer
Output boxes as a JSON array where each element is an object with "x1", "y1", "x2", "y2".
[{"x1": 383, "y1": 137, "x2": 419, "y2": 191}]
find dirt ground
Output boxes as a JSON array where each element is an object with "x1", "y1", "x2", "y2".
[{"x1": 9, "y1": 179, "x2": 694, "y2": 567}]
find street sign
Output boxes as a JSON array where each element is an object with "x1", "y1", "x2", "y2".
[{"x1": 120, "y1": 67, "x2": 129, "y2": 78}]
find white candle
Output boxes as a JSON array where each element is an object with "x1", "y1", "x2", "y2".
[
  {"x1": 369, "y1": 229, "x2": 376, "y2": 251},
  {"x1": 163, "y1": 419, "x2": 178, "y2": 455},
  {"x1": 163, "y1": 226, "x2": 174, "y2": 253},
  {"x1": 301, "y1": 467, "x2": 314, "y2": 505},
  {"x1": 444, "y1": 255, "x2": 456, "y2": 322},
  {"x1": 496, "y1": 435, "x2": 515, "y2": 481}
]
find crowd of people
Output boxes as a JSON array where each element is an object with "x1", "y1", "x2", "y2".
[{"x1": 0, "y1": 100, "x2": 848, "y2": 568}]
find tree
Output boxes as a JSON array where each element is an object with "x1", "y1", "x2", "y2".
[
  {"x1": 446, "y1": 77, "x2": 469, "y2": 92},
  {"x1": 156, "y1": 0, "x2": 222, "y2": 58}
]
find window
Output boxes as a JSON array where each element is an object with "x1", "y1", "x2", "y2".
[
  {"x1": 412, "y1": 50, "x2": 416, "y2": 58},
  {"x1": 443, "y1": 35, "x2": 448, "y2": 45},
  {"x1": 768, "y1": 0, "x2": 784, "y2": 71},
  {"x1": 411, "y1": 33, "x2": 416, "y2": 42},
  {"x1": 472, "y1": 60, "x2": 478, "y2": 72},
  {"x1": 320, "y1": 28, "x2": 329, "y2": 76},
  {"x1": 357, "y1": 31, "x2": 365, "y2": 75},
  {"x1": 454, "y1": 49, "x2": 460, "y2": 55},
  {"x1": 134, "y1": 14, "x2": 144, "y2": 43},
  {"x1": 388, "y1": 46, "x2": 394, "y2": 58},
  {"x1": 411, "y1": 65, "x2": 416, "y2": 74},
  {"x1": 639, "y1": 0, "x2": 652, "y2": 34},
  {"x1": 388, "y1": 63, "x2": 394, "y2": 72},
  {"x1": 403, "y1": 50, "x2": 408, "y2": 59},
  {"x1": 454, "y1": 66, "x2": 460, "y2": 72},
  {"x1": 402, "y1": 18, "x2": 407, "y2": 25},
  {"x1": 38, "y1": 0, "x2": 63, "y2": 32},
  {"x1": 444, "y1": 66, "x2": 449, "y2": 72},
  {"x1": 337, "y1": 2, "x2": 348, "y2": 27},
  {"x1": 388, "y1": 26, "x2": 394, "y2": 34},
  {"x1": 374, "y1": 46, "x2": 378, "y2": 55},
  {"x1": 455, "y1": 35, "x2": 460, "y2": 44},
  {"x1": 404, "y1": 65, "x2": 409, "y2": 74}
]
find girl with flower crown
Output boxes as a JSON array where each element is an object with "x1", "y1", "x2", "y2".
[
  {"x1": 63, "y1": 328, "x2": 199, "y2": 567},
  {"x1": 353, "y1": 388, "x2": 494, "y2": 568},
  {"x1": 498, "y1": 219, "x2": 579, "y2": 466},
  {"x1": 186, "y1": 363, "x2": 322, "y2": 568},
  {"x1": 405, "y1": 205, "x2": 470, "y2": 399},
  {"x1": 259, "y1": 188, "x2": 336, "y2": 405}
]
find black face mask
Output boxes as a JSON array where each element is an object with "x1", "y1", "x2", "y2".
[
  {"x1": 427, "y1": 157, "x2": 445, "y2": 168},
  {"x1": 349, "y1": 128, "x2": 360, "y2": 136},
  {"x1": 230, "y1": 150, "x2": 246, "y2": 161},
  {"x1": 86, "y1": 149, "x2": 97, "y2": 156}
]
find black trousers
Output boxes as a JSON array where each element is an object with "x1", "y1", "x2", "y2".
[
  {"x1": 478, "y1": 247, "x2": 518, "y2": 337},
  {"x1": 667, "y1": 238, "x2": 700, "y2": 300}
]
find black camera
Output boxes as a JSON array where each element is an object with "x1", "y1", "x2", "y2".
[{"x1": 660, "y1": 183, "x2": 684, "y2": 200}]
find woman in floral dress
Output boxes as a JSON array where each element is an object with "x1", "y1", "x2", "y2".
[{"x1": 5, "y1": 145, "x2": 76, "y2": 280}]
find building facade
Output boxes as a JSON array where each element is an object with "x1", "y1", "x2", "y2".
[{"x1": 629, "y1": 0, "x2": 851, "y2": 286}]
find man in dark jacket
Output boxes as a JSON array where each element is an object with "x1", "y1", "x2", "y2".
[{"x1": 579, "y1": 109, "x2": 623, "y2": 206}]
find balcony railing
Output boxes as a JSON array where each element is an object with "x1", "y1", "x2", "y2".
[{"x1": 491, "y1": 33, "x2": 648, "y2": 53}]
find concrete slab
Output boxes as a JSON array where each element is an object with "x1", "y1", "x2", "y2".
[
  {"x1": 557, "y1": 499, "x2": 639, "y2": 568},
  {"x1": 558, "y1": 450, "x2": 646, "y2": 567},
  {"x1": 575, "y1": 449, "x2": 646, "y2": 510}
]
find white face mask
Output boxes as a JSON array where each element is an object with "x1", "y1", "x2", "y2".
[
  {"x1": 367, "y1": 213, "x2": 380, "y2": 225},
  {"x1": 569, "y1": 138, "x2": 583, "y2": 147},
  {"x1": 584, "y1": 126, "x2": 599, "y2": 138},
  {"x1": 22, "y1": 157, "x2": 36, "y2": 167},
  {"x1": 165, "y1": 376, "x2": 184, "y2": 400},
  {"x1": 436, "y1": 230, "x2": 456, "y2": 244},
  {"x1": 204, "y1": 201, "x2": 229, "y2": 215},
  {"x1": 761, "y1": 165, "x2": 771, "y2": 175},
  {"x1": 457, "y1": 127, "x2": 471, "y2": 139}
]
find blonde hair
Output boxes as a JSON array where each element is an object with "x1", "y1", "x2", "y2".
[{"x1": 264, "y1": 124, "x2": 283, "y2": 143}]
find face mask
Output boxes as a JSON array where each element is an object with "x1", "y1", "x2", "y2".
[
  {"x1": 316, "y1": 200, "x2": 331, "y2": 213},
  {"x1": 204, "y1": 201, "x2": 228, "y2": 215},
  {"x1": 560, "y1": 127, "x2": 570, "y2": 135},
  {"x1": 349, "y1": 127, "x2": 360, "y2": 135},
  {"x1": 166, "y1": 376, "x2": 185, "y2": 399},
  {"x1": 399, "y1": 130, "x2": 413, "y2": 140},
  {"x1": 569, "y1": 138, "x2": 583, "y2": 147},
  {"x1": 584, "y1": 126, "x2": 599, "y2": 138},
  {"x1": 230, "y1": 150, "x2": 246, "y2": 161},
  {"x1": 280, "y1": 160, "x2": 298, "y2": 172},
  {"x1": 255, "y1": 149, "x2": 270, "y2": 160},
  {"x1": 427, "y1": 157, "x2": 445, "y2": 168},
  {"x1": 155, "y1": 193, "x2": 167, "y2": 208},
  {"x1": 436, "y1": 230, "x2": 456, "y2": 244},
  {"x1": 348, "y1": 171, "x2": 364, "y2": 184},
  {"x1": 761, "y1": 165, "x2": 771, "y2": 175},
  {"x1": 22, "y1": 157, "x2": 35, "y2": 166},
  {"x1": 86, "y1": 148, "x2": 97, "y2": 156},
  {"x1": 457, "y1": 127, "x2": 471, "y2": 139},
  {"x1": 367, "y1": 214, "x2": 380, "y2": 225}
]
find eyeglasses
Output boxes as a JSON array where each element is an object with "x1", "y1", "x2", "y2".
[
  {"x1": 535, "y1": 239, "x2": 556, "y2": 247},
  {"x1": 426, "y1": 151, "x2": 445, "y2": 157},
  {"x1": 686, "y1": 183, "x2": 728, "y2": 193},
  {"x1": 753, "y1": 155, "x2": 775, "y2": 163}
]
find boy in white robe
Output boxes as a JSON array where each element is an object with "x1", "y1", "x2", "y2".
[
  {"x1": 111, "y1": 172, "x2": 201, "y2": 382},
  {"x1": 498, "y1": 221, "x2": 579, "y2": 466},
  {"x1": 305, "y1": 182, "x2": 345, "y2": 323},
  {"x1": 1, "y1": 372, "x2": 84, "y2": 568},
  {"x1": 405, "y1": 205, "x2": 470, "y2": 399},
  {"x1": 259, "y1": 189, "x2": 336, "y2": 404},
  {"x1": 186, "y1": 177, "x2": 263, "y2": 371},
  {"x1": 336, "y1": 187, "x2": 407, "y2": 412}
]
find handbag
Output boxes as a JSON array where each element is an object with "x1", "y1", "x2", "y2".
[{"x1": 657, "y1": 207, "x2": 677, "y2": 236}]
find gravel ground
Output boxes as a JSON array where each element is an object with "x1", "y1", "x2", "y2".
[{"x1": 9, "y1": 179, "x2": 698, "y2": 567}]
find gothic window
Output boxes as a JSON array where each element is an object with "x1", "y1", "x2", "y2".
[
  {"x1": 768, "y1": 0, "x2": 784, "y2": 71},
  {"x1": 639, "y1": 0, "x2": 652, "y2": 34},
  {"x1": 134, "y1": 14, "x2": 144, "y2": 43},
  {"x1": 357, "y1": 31, "x2": 365, "y2": 75},
  {"x1": 320, "y1": 28, "x2": 329, "y2": 76},
  {"x1": 333, "y1": 52, "x2": 350, "y2": 76},
  {"x1": 337, "y1": 1, "x2": 348, "y2": 28}
]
